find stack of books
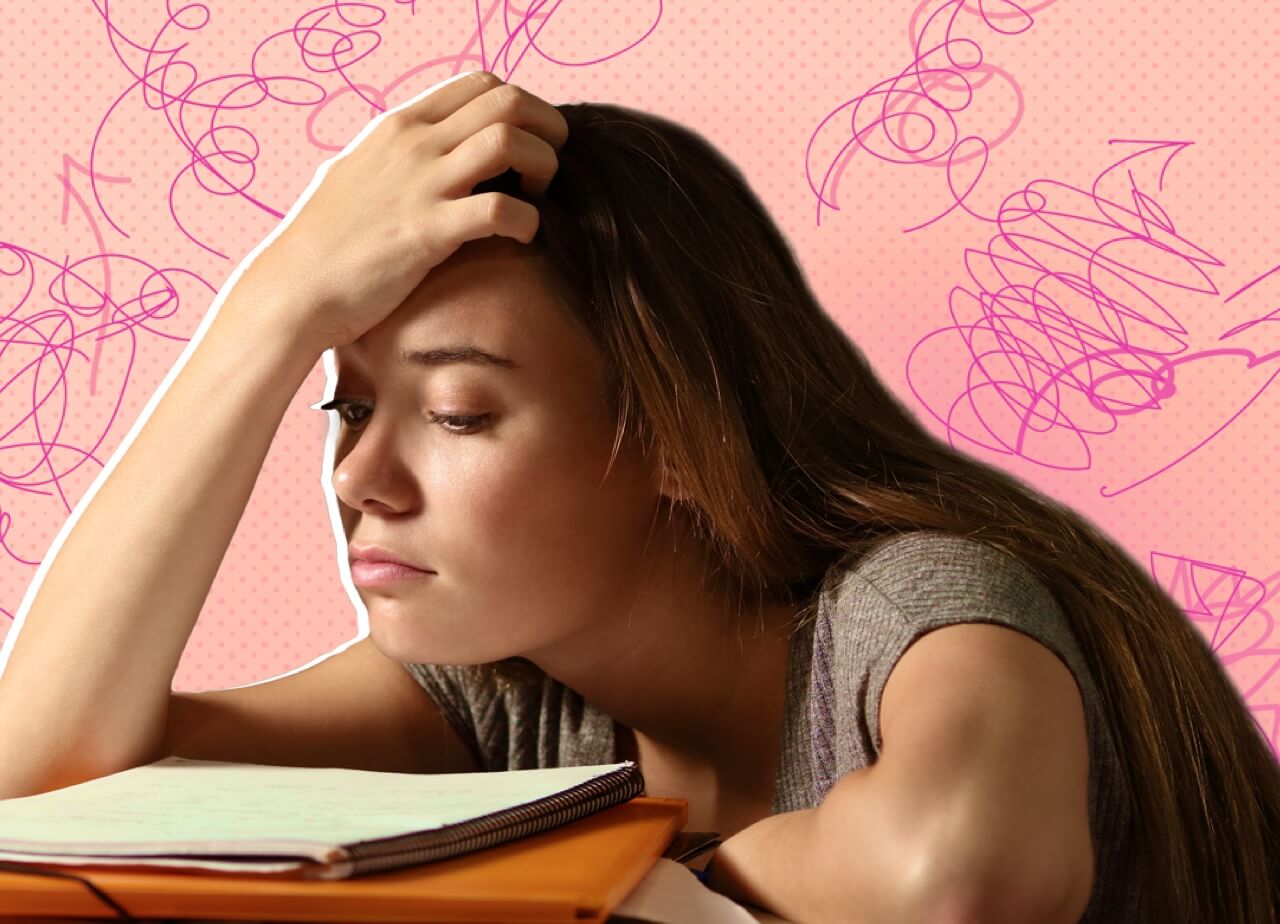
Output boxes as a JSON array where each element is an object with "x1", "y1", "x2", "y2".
[{"x1": 0, "y1": 755, "x2": 710, "y2": 922}]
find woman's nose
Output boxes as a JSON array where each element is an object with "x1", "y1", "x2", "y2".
[{"x1": 331, "y1": 426, "x2": 417, "y2": 513}]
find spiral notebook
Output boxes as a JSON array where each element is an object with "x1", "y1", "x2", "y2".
[{"x1": 0, "y1": 756, "x2": 645, "y2": 880}]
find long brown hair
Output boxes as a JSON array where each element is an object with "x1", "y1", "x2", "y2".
[{"x1": 468, "y1": 101, "x2": 1280, "y2": 922}]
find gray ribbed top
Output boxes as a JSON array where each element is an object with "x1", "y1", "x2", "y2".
[{"x1": 404, "y1": 530, "x2": 1143, "y2": 921}]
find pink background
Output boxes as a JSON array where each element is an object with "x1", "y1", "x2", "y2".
[{"x1": 1, "y1": 3, "x2": 1277, "y2": 758}]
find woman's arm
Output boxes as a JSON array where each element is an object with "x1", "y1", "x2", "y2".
[
  {"x1": 704, "y1": 774, "x2": 922, "y2": 922},
  {"x1": 706, "y1": 620, "x2": 1094, "y2": 923},
  {"x1": 0, "y1": 293, "x2": 324, "y2": 799}
]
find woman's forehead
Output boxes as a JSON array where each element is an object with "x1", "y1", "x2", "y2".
[{"x1": 333, "y1": 247, "x2": 598, "y2": 383}]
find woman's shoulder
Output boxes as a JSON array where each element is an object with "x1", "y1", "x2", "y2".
[
  {"x1": 818, "y1": 529, "x2": 1065, "y2": 628},
  {"x1": 832, "y1": 527, "x2": 1034, "y2": 578},
  {"x1": 811, "y1": 529, "x2": 1091, "y2": 733}
]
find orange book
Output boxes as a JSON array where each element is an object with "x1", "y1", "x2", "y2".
[{"x1": 0, "y1": 757, "x2": 688, "y2": 922}]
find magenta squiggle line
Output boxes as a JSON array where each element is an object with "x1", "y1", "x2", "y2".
[
  {"x1": 58, "y1": 155, "x2": 133, "y2": 399},
  {"x1": 894, "y1": 140, "x2": 1280, "y2": 497},
  {"x1": 805, "y1": 0, "x2": 1055, "y2": 228},
  {"x1": 0, "y1": 238, "x2": 217, "y2": 592},
  {"x1": 1154, "y1": 549, "x2": 1280, "y2": 755},
  {"x1": 1157, "y1": 551, "x2": 1276, "y2": 659}
]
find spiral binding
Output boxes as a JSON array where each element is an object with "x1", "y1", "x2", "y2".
[
  {"x1": 332, "y1": 761, "x2": 644, "y2": 876},
  {"x1": 0, "y1": 761, "x2": 645, "y2": 919}
]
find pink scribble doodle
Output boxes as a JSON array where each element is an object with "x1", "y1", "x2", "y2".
[
  {"x1": 0, "y1": 240, "x2": 218, "y2": 565},
  {"x1": 1155, "y1": 550, "x2": 1280, "y2": 756},
  {"x1": 899, "y1": 139, "x2": 1280, "y2": 495},
  {"x1": 58, "y1": 155, "x2": 134, "y2": 398},
  {"x1": 806, "y1": 0, "x2": 1059, "y2": 228}
]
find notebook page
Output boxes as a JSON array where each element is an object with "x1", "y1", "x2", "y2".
[
  {"x1": 0, "y1": 756, "x2": 635, "y2": 859},
  {"x1": 610, "y1": 858, "x2": 763, "y2": 923}
]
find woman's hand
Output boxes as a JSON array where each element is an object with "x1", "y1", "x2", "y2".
[{"x1": 232, "y1": 69, "x2": 568, "y2": 354}]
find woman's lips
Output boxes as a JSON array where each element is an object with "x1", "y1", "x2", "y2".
[{"x1": 350, "y1": 560, "x2": 434, "y2": 587}]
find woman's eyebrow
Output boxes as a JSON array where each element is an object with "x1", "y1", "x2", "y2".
[
  {"x1": 337, "y1": 344, "x2": 522, "y2": 372},
  {"x1": 400, "y1": 345, "x2": 522, "y2": 370}
]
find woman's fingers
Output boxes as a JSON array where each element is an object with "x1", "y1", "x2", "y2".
[
  {"x1": 430, "y1": 80, "x2": 570, "y2": 162},
  {"x1": 435, "y1": 192, "x2": 542, "y2": 250},
  {"x1": 228, "y1": 69, "x2": 569, "y2": 353},
  {"x1": 389, "y1": 71, "x2": 569, "y2": 160},
  {"x1": 382, "y1": 72, "x2": 568, "y2": 200},
  {"x1": 439, "y1": 121, "x2": 561, "y2": 199},
  {"x1": 386, "y1": 69, "x2": 506, "y2": 127}
]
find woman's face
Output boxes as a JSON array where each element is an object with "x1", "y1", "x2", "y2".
[{"x1": 330, "y1": 235, "x2": 665, "y2": 665}]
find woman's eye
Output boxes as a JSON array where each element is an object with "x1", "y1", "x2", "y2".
[
  {"x1": 315, "y1": 399, "x2": 371, "y2": 428},
  {"x1": 313, "y1": 399, "x2": 489, "y2": 436},
  {"x1": 427, "y1": 411, "x2": 491, "y2": 435}
]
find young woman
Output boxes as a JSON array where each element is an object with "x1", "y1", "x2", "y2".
[{"x1": 2, "y1": 70, "x2": 1277, "y2": 923}]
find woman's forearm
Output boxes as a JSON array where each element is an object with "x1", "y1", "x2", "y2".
[
  {"x1": 705, "y1": 771, "x2": 924, "y2": 922},
  {"x1": 706, "y1": 768, "x2": 1053, "y2": 924},
  {"x1": 0, "y1": 293, "x2": 323, "y2": 798}
]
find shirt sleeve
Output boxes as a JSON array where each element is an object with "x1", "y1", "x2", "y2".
[
  {"x1": 402, "y1": 660, "x2": 582, "y2": 771},
  {"x1": 401, "y1": 661, "x2": 623, "y2": 772},
  {"x1": 833, "y1": 530, "x2": 1093, "y2": 758}
]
